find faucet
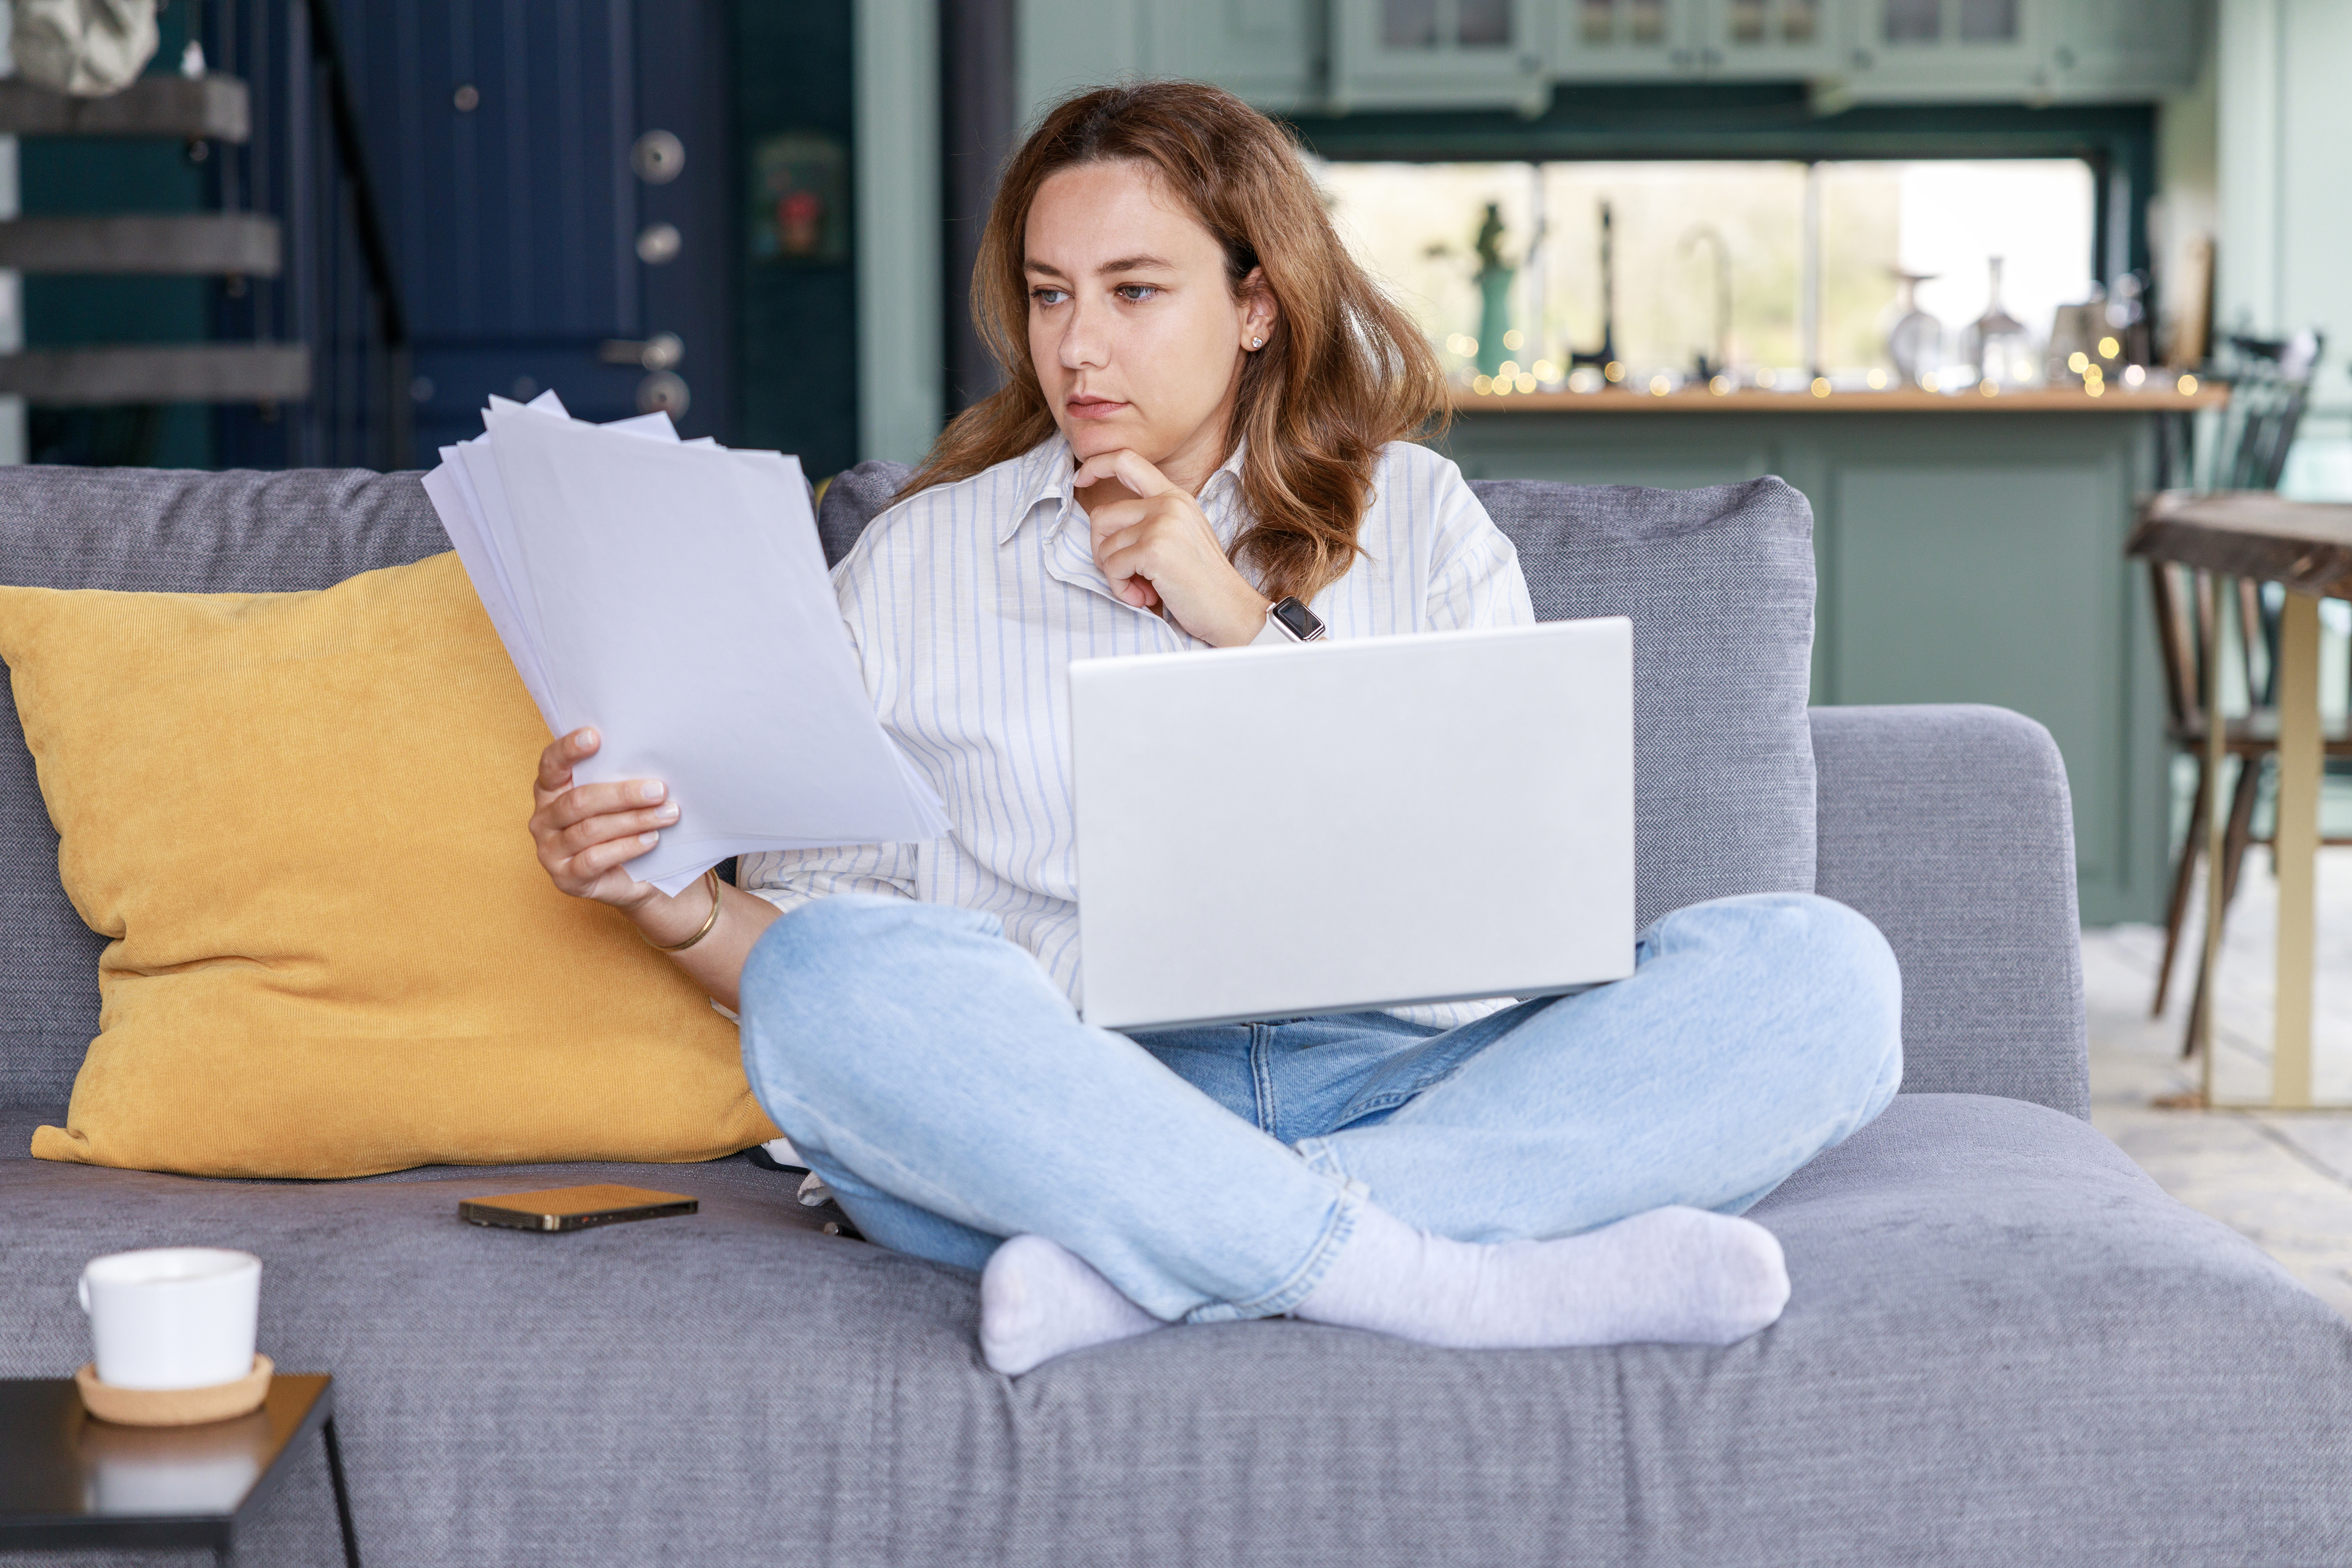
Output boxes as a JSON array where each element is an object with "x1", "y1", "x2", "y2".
[
  {"x1": 1567, "y1": 200, "x2": 1619, "y2": 373},
  {"x1": 1680, "y1": 224, "x2": 1731, "y2": 382}
]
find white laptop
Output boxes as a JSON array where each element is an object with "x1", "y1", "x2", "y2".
[{"x1": 1068, "y1": 618, "x2": 1635, "y2": 1031}]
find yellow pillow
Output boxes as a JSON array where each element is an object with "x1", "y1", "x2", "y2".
[{"x1": 0, "y1": 551, "x2": 778, "y2": 1178}]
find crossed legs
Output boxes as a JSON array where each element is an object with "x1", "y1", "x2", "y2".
[{"x1": 738, "y1": 892, "x2": 1902, "y2": 1371}]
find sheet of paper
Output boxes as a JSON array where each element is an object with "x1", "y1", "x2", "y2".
[
  {"x1": 425, "y1": 452, "x2": 561, "y2": 729},
  {"x1": 468, "y1": 400, "x2": 945, "y2": 892}
]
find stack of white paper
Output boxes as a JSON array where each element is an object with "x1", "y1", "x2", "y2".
[{"x1": 422, "y1": 392, "x2": 946, "y2": 894}]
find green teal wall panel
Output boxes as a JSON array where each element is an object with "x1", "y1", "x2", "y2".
[{"x1": 1829, "y1": 457, "x2": 2123, "y2": 881}]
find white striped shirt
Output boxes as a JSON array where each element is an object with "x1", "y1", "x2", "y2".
[{"x1": 741, "y1": 430, "x2": 1535, "y2": 1030}]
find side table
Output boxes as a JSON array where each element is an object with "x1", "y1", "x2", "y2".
[{"x1": 0, "y1": 1372, "x2": 360, "y2": 1567}]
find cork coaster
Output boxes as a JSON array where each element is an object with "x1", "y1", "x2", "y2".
[{"x1": 75, "y1": 1355, "x2": 273, "y2": 1426}]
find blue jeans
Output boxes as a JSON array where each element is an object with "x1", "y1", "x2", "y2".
[{"x1": 738, "y1": 892, "x2": 1902, "y2": 1325}]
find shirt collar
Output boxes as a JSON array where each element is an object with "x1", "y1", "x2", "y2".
[{"x1": 999, "y1": 432, "x2": 1251, "y2": 546}]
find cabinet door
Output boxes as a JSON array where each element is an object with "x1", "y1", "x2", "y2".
[
  {"x1": 1692, "y1": 0, "x2": 1843, "y2": 79},
  {"x1": 1845, "y1": 0, "x2": 2049, "y2": 100},
  {"x1": 1145, "y1": 0, "x2": 1322, "y2": 112},
  {"x1": 2039, "y1": 0, "x2": 2198, "y2": 101},
  {"x1": 1329, "y1": 0, "x2": 1551, "y2": 111},
  {"x1": 1551, "y1": 0, "x2": 1690, "y2": 79}
]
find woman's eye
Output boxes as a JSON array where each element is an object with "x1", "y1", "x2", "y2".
[
  {"x1": 1031, "y1": 287, "x2": 1068, "y2": 307},
  {"x1": 1115, "y1": 284, "x2": 1158, "y2": 303}
]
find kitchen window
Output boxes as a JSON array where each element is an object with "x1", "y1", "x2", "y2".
[{"x1": 1312, "y1": 156, "x2": 2098, "y2": 389}]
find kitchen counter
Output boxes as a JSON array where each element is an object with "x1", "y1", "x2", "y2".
[
  {"x1": 1438, "y1": 380, "x2": 2224, "y2": 925},
  {"x1": 1449, "y1": 384, "x2": 2230, "y2": 414}
]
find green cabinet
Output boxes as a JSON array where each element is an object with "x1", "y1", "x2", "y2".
[
  {"x1": 1025, "y1": 0, "x2": 2204, "y2": 119},
  {"x1": 1842, "y1": 0, "x2": 2199, "y2": 101},
  {"x1": 1146, "y1": 0, "x2": 1325, "y2": 112},
  {"x1": 1438, "y1": 404, "x2": 2173, "y2": 926},
  {"x1": 1688, "y1": 0, "x2": 1846, "y2": 79},
  {"x1": 1547, "y1": 0, "x2": 1843, "y2": 82},
  {"x1": 1328, "y1": 0, "x2": 1553, "y2": 112}
]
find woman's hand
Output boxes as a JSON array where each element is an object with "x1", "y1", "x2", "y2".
[
  {"x1": 529, "y1": 727, "x2": 681, "y2": 917},
  {"x1": 1075, "y1": 448, "x2": 1270, "y2": 647},
  {"x1": 528, "y1": 728, "x2": 779, "y2": 1009}
]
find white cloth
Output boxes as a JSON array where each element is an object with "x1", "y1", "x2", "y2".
[
  {"x1": 11, "y1": 0, "x2": 159, "y2": 95},
  {"x1": 741, "y1": 433, "x2": 1535, "y2": 1030}
]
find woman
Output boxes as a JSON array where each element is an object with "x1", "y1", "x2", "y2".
[{"x1": 529, "y1": 82, "x2": 1901, "y2": 1374}]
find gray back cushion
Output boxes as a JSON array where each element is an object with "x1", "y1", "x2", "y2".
[
  {"x1": 820, "y1": 462, "x2": 1818, "y2": 932},
  {"x1": 0, "y1": 468, "x2": 450, "y2": 1105},
  {"x1": 4, "y1": 461, "x2": 1815, "y2": 1105}
]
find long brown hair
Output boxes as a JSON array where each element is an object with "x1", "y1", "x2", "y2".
[{"x1": 901, "y1": 81, "x2": 1447, "y2": 604}]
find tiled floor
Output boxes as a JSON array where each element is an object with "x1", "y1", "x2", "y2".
[{"x1": 2086, "y1": 844, "x2": 2352, "y2": 1319}]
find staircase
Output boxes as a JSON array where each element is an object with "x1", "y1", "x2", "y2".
[{"x1": 0, "y1": 0, "x2": 409, "y2": 469}]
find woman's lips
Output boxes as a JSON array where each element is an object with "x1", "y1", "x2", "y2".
[{"x1": 1065, "y1": 396, "x2": 1128, "y2": 421}]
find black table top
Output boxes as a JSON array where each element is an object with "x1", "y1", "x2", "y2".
[{"x1": 0, "y1": 1373, "x2": 332, "y2": 1550}]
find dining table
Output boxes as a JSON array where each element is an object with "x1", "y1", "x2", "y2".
[{"x1": 2128, "y1": 490, "x2": 2352, "y2": 1109}]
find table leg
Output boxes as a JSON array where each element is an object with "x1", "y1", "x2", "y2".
[
  {"x1": 2199, "y1": 575, "x2": 2230, "y2": 1104},
  {"x1": 2273, "y1": 590, "x2": 2322, "y2": 1109},
  {"x1": 323, "y1": 1414, "x2": 363, "y2": 1568}
]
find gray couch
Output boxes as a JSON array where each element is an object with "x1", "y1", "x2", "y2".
[{"x1": 3, "y1": 462, "x2": 2348, "y2": 1568}]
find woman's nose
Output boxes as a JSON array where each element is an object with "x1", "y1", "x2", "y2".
[{"x1": 1060, "y1": 298, "x2": 1110, "y2": 371}]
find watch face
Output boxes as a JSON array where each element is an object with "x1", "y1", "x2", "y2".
[{"x1": 1272, "y1": 597, "x2": 1322, "y2": 639}]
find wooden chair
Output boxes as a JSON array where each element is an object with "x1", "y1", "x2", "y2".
[
  {"x1": 2145, "y1": 563, "x2": 2352, "y2": 1054},
  {"x1": 2144, "y1": 342, "x2": 2346, "y2": 1054}
]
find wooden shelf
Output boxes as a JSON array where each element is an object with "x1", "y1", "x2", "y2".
[
  {"x1": 0, "y1": 216, "x2": 280, "y2": 276},
  {"x1": 0, "y1": 345, "x2": 309, "y2": 404},
  {"x1": 1449, "y1": 385, "x2": 2233, "y2": 414},
  {"x1": 0, "y1": 76, "x2": 249, "y2": 142}
]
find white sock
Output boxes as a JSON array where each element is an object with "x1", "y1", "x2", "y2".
[
  {"x1": 980, "y1": 1234, "x2": 1165, "y2": 1375},
  {"x1": 1293, "y1": 1202, "x2": 1789, "y2": 1350}
]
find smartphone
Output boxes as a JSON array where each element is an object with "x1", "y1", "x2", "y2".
[{"x1": 457, "y1": 1183, "x2": 697, "y2": 1233}]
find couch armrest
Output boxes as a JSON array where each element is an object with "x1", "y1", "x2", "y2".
[{"x1": 1810, "y1": 705, "x2": 2089, "y2": 1118}]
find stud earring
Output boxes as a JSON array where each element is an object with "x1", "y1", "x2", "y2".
[{"x1": 1250, "y1": 337, "x2": 1264, "y2": 350}]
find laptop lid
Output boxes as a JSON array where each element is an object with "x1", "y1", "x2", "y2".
[{"x1": 1070, "y1": 618, "x2": 1635, "y2": 1031}]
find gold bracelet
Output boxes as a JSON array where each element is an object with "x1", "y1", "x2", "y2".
[{"x1": 644, "y1": 868, "x2": 724, "y2": 952}]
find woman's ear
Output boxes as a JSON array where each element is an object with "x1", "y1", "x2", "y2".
[{"x1": 1238, "y1": 265, "x2": 1278, "y2": 352}]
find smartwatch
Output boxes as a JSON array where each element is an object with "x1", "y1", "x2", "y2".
[{"x1": 1264, "y1": 595, "x2": 1327, "y2": 643}]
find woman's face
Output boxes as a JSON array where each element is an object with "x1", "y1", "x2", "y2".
[{"x1": 1024, "y1": 159, "x2": 1273, "y2": 492}]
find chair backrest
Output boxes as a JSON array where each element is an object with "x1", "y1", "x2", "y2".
[
  {"x1": 2146, "y1": 561, "x2": 2273, "y2": 734},
  {"x1": 2216, "y1": 375, "x2": 2316, "y2": 493},
  {"x1": 2207, "y1": 330, "x2": 2326, "y2": 493}
]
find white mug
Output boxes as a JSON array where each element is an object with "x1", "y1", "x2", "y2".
[{"x1": 76, "y1": 1248, "x2": 262, "y2": 1391}]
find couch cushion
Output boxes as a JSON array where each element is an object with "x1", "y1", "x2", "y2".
[
  {"x1": 1, "y1": 552, "x2": 776, "y2": 1178},
  {"x1": 819, "y1": 461, "x2": 1818, "y2": 931},
  {"x1": 4, "y1": 1092, "x2": 2343, "y2": 1567},
  {"x1": 0, "y1": 467, "x2": 450, "y2": 1107},
  {"x1": 1472, "y1": 476, "x2": 1816, "y2": 929}
]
